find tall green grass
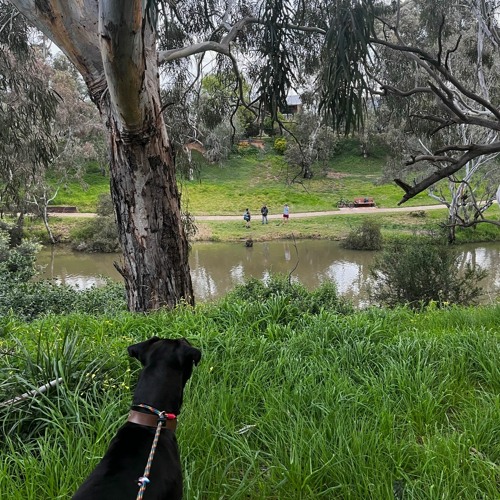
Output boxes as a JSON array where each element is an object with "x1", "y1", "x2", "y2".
[{"x1": 1, "y1": 299, "x2": 499, "y2": 498}]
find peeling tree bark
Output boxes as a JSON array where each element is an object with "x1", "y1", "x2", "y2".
[{"x1": 107, "y1": 112, "x2": 193, "y2": 311}]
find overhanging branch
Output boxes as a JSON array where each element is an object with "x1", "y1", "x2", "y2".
[
  {"x1": 158, "y1": 16, "x2": 258, "y2": 64},
  {"x1": 396, "y1": 142, "x2": 500, "y2": 204}
]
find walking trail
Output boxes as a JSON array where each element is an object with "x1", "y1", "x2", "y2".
[{"x1": 54, "y1": 204, "x2": 447, "y2": 220}]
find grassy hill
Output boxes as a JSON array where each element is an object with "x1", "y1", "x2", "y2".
[
  {"x1": 40, "y1": 138, "x2": 500, "y2": 245},
  {"x1": 52, "y1": 138, "x2": 433, "y2": 214}
]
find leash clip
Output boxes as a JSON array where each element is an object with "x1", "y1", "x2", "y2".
[
  {"x1": 137, "y1": 476, "x2": 150, "y2": 486},
  {"x1": 157, "y1": 412, "x2": 176, "y2": 424}
]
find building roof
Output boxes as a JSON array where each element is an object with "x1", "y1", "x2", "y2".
[{"x1": 286, "y1": 95, "x2": 302, "y2": 106}]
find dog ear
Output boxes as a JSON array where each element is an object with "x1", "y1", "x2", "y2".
[
  {"x1": 182, "y1": 343, "x2": 202, "y2": 366},
  {"x1": 127, "y1": 336, "x2": 161, "y2": 364}
]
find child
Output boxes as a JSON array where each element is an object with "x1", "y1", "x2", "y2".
[
  {"x1": 283, "y1": 204, "x2": 289, "y2": 222},
  {"x1": 243, "y1": 208, "x2": 251, "y2": 228}
]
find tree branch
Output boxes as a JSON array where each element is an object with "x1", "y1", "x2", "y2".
[
  {"x1": 158, "y1": 16, "x2": 258, "y2": 64},
  {"x1": 396, "y1": 142, "x2": 500, "y2": 204},
  {"x1": 158, "y1": 16, "x2": 326, "y2": 65},
  {"x1": 372, "y1": 31, "x2": 500, "y2": 122},
  {"x1": 8, "y1": 0, "x2": 103, "y2": 83}
]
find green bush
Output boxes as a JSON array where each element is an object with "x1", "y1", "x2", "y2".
[
  {"x1": 71, "y1": 194, "x2": 120, "y2": 252},
  {"x1": 369, "y1": 240, "x2": 488, "y2": 309},
  {"x1": 0, "y1": 281, "x2": 126, "y2": 321},
  {"x1": 0, "y1": 228, "x2": 40, "y2": 284},
  {"x1": 342, "y1": 220, "x2": 383, "y2": 250},
  {"x1": 225, "y1": 274, "x2": 352, "y2": 314},
  {"x1": 273, "y1": 136, "x2": 287, "y2": 154}
]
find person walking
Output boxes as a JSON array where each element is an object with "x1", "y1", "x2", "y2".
[
  {"x1": 260, "y1": 204, "x2": 269, "y2": 224},
  {"x1": 283, "y1": 203, "x2": 290, "y2": 223},
  {"x1": 243, "y1": 208, "x2": 251, "y2": 228}
]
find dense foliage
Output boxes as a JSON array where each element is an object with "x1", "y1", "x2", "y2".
[
  {"x1": 226, "y1": 274, "x2": 353, "y2": 316},
  {"x1": 0, "y1": 226, "x2": 125, "y2": 321},
  {"x1": 370, "y1": 240, "x2": 488, "y2": 309},
  {"x1": 71, "y1": 194, "x2": 120, "y2": 253},
  {"x1": 342, "y1": 219, "x2": 383, "y2": 250}
]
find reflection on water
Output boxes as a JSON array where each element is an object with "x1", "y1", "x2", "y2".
[{"x1": 36, "y1": 240, "x2": 500, "y2": 306}]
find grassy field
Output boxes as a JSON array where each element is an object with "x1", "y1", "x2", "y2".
[
  {"x1": 28, "y1": 140, "x2": 500, "y2": 245},
  {"x1": 52, "y1": 141, "x2": 434, "y2": 214},
  {"x1": 0, "y1": 299, "x2": 499, "y2": 499}
]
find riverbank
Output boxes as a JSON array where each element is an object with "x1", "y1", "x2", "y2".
[{"x1": 23, "y1": 204, "x2": 500, "y2": 246}]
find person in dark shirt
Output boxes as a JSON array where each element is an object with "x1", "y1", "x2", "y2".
[
  {"x1": 260, "y1": 205, "x2": 269, "y2": 224},
  {"x1": 243, "y1": 208, "x2": 251, "y2": 228}
]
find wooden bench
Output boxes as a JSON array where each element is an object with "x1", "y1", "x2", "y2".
[
  {"x1": 47, "y1": 206, "x2": 78, "y2": 213},
  {"x1": 353, "y1": 197, "x2": 375, "y2": 207}
]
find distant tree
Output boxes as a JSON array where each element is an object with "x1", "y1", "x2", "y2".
[
  {"x1": 284, "y1": 111, "x2": 337, "y2": 180},
  {"x1": 366, "y1": 0, "x2": 500, "y2": 240},
  {"x1": 26, "y1": 50, "x2": 106, "y2": 243},
  {"x1": 0, "y1": 3, "x2": 57, "y2": 230},
  {"x1": 325, "y1": 0, "x2": 500, "y2": 213},
  {"x1": 0, "y1": 7, "x2": 106, "y2": 245}
]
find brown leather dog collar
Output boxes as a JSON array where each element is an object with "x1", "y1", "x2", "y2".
[{"x1": 127, "y1": 409, "x2": 177, "y2": 432}]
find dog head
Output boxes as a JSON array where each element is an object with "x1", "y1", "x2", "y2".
[{"x1": 128, "y1": 337, "x2": 201, "y2": 387}]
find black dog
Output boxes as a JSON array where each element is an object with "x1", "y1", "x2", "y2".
[{"x1": 73, "y1": 337, "x2": 201, "y2": 500}]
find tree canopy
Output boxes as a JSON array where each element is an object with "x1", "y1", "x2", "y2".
[{"x1": 0, "y1": 3, "x2": 58, "y2": 217}]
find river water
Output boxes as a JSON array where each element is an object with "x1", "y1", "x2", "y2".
[{"x1": 37, "y1": 240, "x2": 500, "y2": 307}]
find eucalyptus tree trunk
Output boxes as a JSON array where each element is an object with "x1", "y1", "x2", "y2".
[
  {"x1": 9, "y1": 0, "x2": 194, "y2": 311},
  {"x1": 104, "y1": 99, "x2": 193, "y2": 311}
]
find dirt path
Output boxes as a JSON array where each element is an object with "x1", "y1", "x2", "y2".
[
  {"x1": 195, "y1": 205, "x2": 445, "y2": 221},
  {"x1": 56, "y1": 204, "x2": 446, "y2": 220}
]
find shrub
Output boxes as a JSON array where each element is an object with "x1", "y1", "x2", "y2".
[
  {"x1": 273, "y1": 137, "x2": 287, "y2": 154},
  {"x1": 342, "y1": 220, "x2": 383, "y2": 250},
  {"x1": 71, "y1": 194, "x2": 120, "y2": 252},
  {"x1": 0, "y1": 280, "x2": 126, "y2": 321},
  {"x1": 227, "y1": 274, "x2": 302, "y2": 303},
  {"x1": 225, "y1": 274, "x2": 352, "y2": 314},
  {"x1": 0, "y1": 228, "x2": 41, "y2": 284},
  {"x1": 306, "y1": 280, "x2": 354, "y2": 315},
  {"x1": 369, "y1": 240, "x2": 488, "y2": 309}
]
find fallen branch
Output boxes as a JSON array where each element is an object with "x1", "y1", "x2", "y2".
[{"x1": 0, "y1": 378, "x2": 64, "y2": 407}]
